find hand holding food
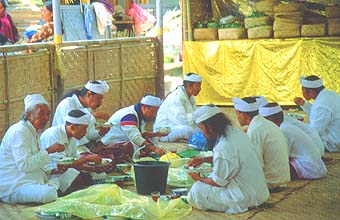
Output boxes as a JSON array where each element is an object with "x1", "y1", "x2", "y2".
[
  {"x1": 294, "y1": 97, "x2": 305, "y2": 106},
  {"x1": 86, "y1": 154, "x2": 102, "y2": 165},
  {"x1": 46, "y1": 143, "x2": 65, "y2": 154}
]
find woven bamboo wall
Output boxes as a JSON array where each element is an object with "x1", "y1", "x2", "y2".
[{"x1": 0, "y1": 37, "x2": 160, "y2": 139}]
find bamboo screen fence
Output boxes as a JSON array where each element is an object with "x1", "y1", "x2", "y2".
[{"x1": 0, "y1": 37, "x2": 161, "y2": 138}]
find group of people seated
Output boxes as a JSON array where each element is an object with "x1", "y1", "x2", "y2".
[{"x1": 0, "y1": 73, "x2": 339, "y2": 216}]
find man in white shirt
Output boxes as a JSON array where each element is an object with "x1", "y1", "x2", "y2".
[
  {"x1": 41, "y1": 109, "x2": 111, "y2": 191},
  {"x1": 153, "y1": 73, "x2": 202, "y2": 142},
  {"x1": 233, "y1": 97, "x2": 290, "y2": 189},
  {"x1": 187, "y1": 105, "x2": 269, "y2": 214},
  {"x1": 0, "y1": 94, "x2": 66, "y2": 204},
  {"x1": 259, "y1": 103, "x2": 327, "y2": 179},
  {"x1": 52, "y1": 80, "x2": 111, "y2": 154},
  {"x1": 101, "y1": 95, "x2": 166, "y2": 156},
  {"x1": 294, "y1": 75, "x2": 340, "y2": 152}
]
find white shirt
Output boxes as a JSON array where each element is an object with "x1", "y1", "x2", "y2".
[
  {"x1": 247, "y1": 115, "x2": 290, "y2": 187},
  {"x1": 284, "y1": 115, "x2": 324, "y2": 156},
  {"x1": 52, "y1": 94, "x2": 99, "y2": 146},
  {"x1": 280, "y1": 121, "x2": 327, "y2": 179},
  {"x1": 188, "y1": 127, "x2": 269, "y2": 214},
  {"x1": 301, "y1": 89, "x2": 340, "y2": 152},
  {"x1": 101, "y1": 104, "x2": 146, "y2": 146},
  {"x1": 0, "y1": 120, "x2": 50, "y2": 198},
  {"x1": 153, "y1": 86, "x2": 197, "y2": 140},
  {"x1": 40, "y1": 125, "x2": 78, "y2": 170}
]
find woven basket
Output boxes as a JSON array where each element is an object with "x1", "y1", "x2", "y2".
[
  {"x1": 274, "y1": 3, "x2": 305, "y2": 13},
  {"x1": 327, "y1": 18, "x2": 340, "y2": 36},
  {"x1": 301, "y1": 24, "x2": 326, "y2": 37},
  {"x1": 194, "y1": 28, "x2": 218, "y2": 40},
  {"x1": 244, "y1": 16, "x2": 272, "y2": 29},
  {"x1": 274, "y1": 28, "x2": 300, "y2": 38},
  {"x1": 273, "y1": 20, "x2": 301, "y2": 31},
  {"x1": 255, "y1": 0, "x2": 279, "y2": 15},
  {"x1": 218, "y1": 28, "x2": 247, "y2": 40},
  {"x1": 325, "y1": 6, "x2": 340, "y2": 18},
  {"x1": 303, "y1": 14, "x2": 327, "y2": 24},
  {"x1": 274, "y1": 12, "x2": 304, "y2": 24},
  {"x1": 247, "y1": 25, "x2": 273, "y2": 39}
]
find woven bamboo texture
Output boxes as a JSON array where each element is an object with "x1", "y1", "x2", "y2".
[
  {"x1": 325, "y1": 6, "x2": 340, "y2": 18},
  {"x1": 0, "y1": 38, "x2": 160, "y2": 138},
  {"x1": 218, "y1": 28, "x2": 247, "y2": 40},
  {"x1": 301, "y1": 24, "x2": 326, "y2": 37},
  {"x1": 247, "y1": 25, "x2": 273, "y2": 39},
  {"x1": 245, "y1": 16, "x2": 272, "y2": 29},
  {"x1": 273, "y1": 3, "x2": 305, "y2": 13},
  {"x1": 255, "y1": 0, "x2": 280, "y2": 17},
  {"x1": 194, "y1": 28, "x2": 218, "y2": 40},
  {"x1": 189, "y1": 0, "x2": 213, "y2": 31},
  {"x1": 327, "y1": 18, "x2": 340, "y2": 36},
  {"x1": 274, "y1": 28, "x2": 301, "y2": 38}
]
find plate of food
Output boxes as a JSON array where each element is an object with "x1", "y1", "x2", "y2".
[
  {"x1": 56, "y1": 157, "x2": 77, "y2": 170},
  {"x1": 36, "y1": 211, "x2": 79, "y2": 220},
  {"x1": 88, "y1": 158, "x2": 112, "y2": 167},
  {"x1": 156, "y1": 127, "x2": 171, "y2": 135},
  {"x1": 182, "y1": 163, "x2": 213, "y2": 174}
]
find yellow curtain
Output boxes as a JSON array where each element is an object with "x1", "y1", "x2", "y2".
[{"x1": 183, "y1": 37, "x2": 340, "y2": 105}]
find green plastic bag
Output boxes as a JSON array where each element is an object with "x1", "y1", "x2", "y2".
[{"x1": 24, "y1": 184, "x2": 192, "y2": 220}]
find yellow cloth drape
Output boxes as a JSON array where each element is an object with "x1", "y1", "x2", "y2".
[{"x1": 183, "y1": 37, "x2": 340, "y2": 105}]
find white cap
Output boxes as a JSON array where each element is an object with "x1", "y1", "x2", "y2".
[
  {"x1": 232, "y1": 97, "x2": 258, "y2": 112},
  {"x1": 193, "y1": 105, "x2": 221, "y2": 124},
  {"x1": 184, "y1": 73, "x2": 202, "y2": 82},
  {"x1": 300, "y1": 76, "x2": 323, "y2": 88},
  {"x1": 252, "y1": 96, "x2": 268, "y2": 108},
  {"x1": 65, "y1": 110, "x2": 91, "y2": 125},
  {"x1": 24, "y1": 94, "x2": 48, "y2": 111},
  {"x1": 140, "y1": 95, "x2": 162, "y2": 107},
  {"x1": 85, "y1": 80, "x2": 110, "y2": 94},
  {"x1": 259, "y1": 105, "x2": 282, "y2": 117}
]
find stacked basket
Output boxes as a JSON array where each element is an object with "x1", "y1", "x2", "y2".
[
  {"x1": 301, "y1": 10, "x2": 326, "y2": 37},
  {"x1": 325, "y1": 6, "x2": 340, "y2": 36},
  {"x1": 245, "y1": 12, "x2": 273, "y2": 39},
  {"x1": 273, "y1": 3, "x2": 305, "y2": 38},
  {"x1": 254, "y1": 0, "x2": 280, "y2": 18}
]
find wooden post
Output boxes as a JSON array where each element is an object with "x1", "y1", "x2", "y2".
[
  {"x1": 186, "y1": 0, "x2": 192, "y2": 41},
  {"x1": 181, "y1": 0, "x2": 187, "y2": 41}
]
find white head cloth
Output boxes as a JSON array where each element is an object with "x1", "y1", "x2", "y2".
[
  {"x1": 24, "y1": 94, "x2": 48, "y2": 111},
  {"x1": 299, "y1": 76, "x2": 323, "y2": 88},
  {"x1": 193, "y1": 105, "x2": 221, "y2": 124},
  {"x1": 251, "y1": 96, "x2": 268, "y2": 107},
  {"x1": 140, "y1": 95, "x2": 162, "y2": 107},
  {"x1": 66, "y1": 111, "x2": 91, "y2": 125},
  {"x1": 85, "y1": 80, "x2": 110, "y2": 94},
  {"x1": 259, "y1": 105, "x2": 283, "y2": 117},
  {"x1": 184, "y1": 73, "x2": 202, "y2": 82},
  {"x1": 232, "y1": 97, "x2": 258, "y2": 112}
]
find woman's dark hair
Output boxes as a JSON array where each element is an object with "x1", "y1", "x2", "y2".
[
  {"x1": 0, "y1": 0, "x2": 7, "y2": 9},
  {"x1": 0, "y1": 0, "x2": 20, "y2": 43},
  {"x1": 44, "y1": 1, "x2": 53, "y2": 12}
]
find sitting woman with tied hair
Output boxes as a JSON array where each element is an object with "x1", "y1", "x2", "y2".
[
  {"x1": 0, "y1": 0, "x2": 19, "y2": 45},
  {"x1": 27, "y1": 1, "x2": 54, "y2": 43}
]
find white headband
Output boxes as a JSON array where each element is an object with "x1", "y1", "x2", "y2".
[
  {"x1": 140, "y1": 95, "x2": 162, "y2": 107},
  {"x1": 252, "y1": 96, "x2": 268, "y2": 107},
  {"x1": 66, "y1": 112, "x2": 91, "y2": 125},
  {"x1": 85, "y1": 80, "x2": 110, "y2": 94},
  {"x1": 184, "y1": 74, "x2": 202, "y2": 82},
  {"x1": 193, "y1": 105, "x2": 221, "y2": 124},
  {"x1": 233, "y1": 97, "x2": 258, "y2": 112},
  {"x1": 300, "y1": 76, "x2": 323, "y2": 88},
  {"x1": 24, "y1": 94, "x2": 48, "y2": 111},
  {"x1": 259, "y1": 105, "x2": 282, "y2": 117}
]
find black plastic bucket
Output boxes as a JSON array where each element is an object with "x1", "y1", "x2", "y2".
[{"x1": 133, "y1": 161, "x2": 170, "y2": 195}]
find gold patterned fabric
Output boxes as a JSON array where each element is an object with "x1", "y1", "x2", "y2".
[{"x1": 183, "y1": 37, "x2": 340, "y2": 105}]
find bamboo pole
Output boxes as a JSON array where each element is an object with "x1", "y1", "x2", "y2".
[
  {"x1": 182, "y1": 0, "x2": 188, "y2": 41},
  {"x1": 186, "y1": 0, "x2": 193, "y2": 41}
]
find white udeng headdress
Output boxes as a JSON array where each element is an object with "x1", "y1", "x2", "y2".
[
  {"x1": 193, "y1": 105, "x2": 222, "y2": 124},
  {"x1": 300, "y1": 76, "x2": 323, "y2": 88},
  {"x1": 24, "y1": 94, "x2": 48, "y2": 111},
  {"x1": 232, "y1": 97, "x2": 258, "y2": 112},
  {"x1": 140, "y1": 95, "x2": 162, "y2": 107},
  {"x1": 184, "y1": 73, "x2": 202, "y2": 82},
  {"x1": 66, "y1": 110, "x2": 91, "y2": 125},
  {"x1": 85, "y1": 80, "x2": 110, "y2": 94},
  {"x1": 259, "y1": 105, "x2": 282, "y2": 117}
]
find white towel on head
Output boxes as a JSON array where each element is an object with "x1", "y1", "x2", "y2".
[
  {"x1": 85, "y1": 80, "x2": 110, "y2": 94},
  {"x1": 140, "y1": 95, "x2": 162, "y2": 107},
  {"x1": 259, "y1": 105, "x2": 282, "y2": 117},
  {"x1": 193, "y1": 105, "x2": 221, "y2": 124},
  {"x1": 24, "y1": 94, "x2": 48, "y2": 111},
  {"x1": 300, "y1": 76, "x2": 323, "y2": 88},
  {"x1": 232, "y1": 97, "x2": 258, "y2": 112},
  {"x1": 184, "y1": 73, "x2": 202, "y2": 82}
]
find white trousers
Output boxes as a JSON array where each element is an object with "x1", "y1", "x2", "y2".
[{"x1": 2, "y1": 183, "x2": 58, "y2": 204}]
